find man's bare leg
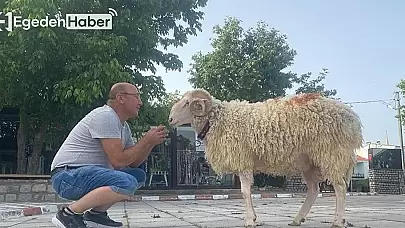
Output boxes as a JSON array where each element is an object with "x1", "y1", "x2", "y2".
[
  {"x1": 90, "y1": 179, "x2": 144, "y2": 212},
  {"x1": 68, "y1": 186, "x2": 130, "y2": 213}
]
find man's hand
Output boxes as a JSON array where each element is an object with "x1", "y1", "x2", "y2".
[
  {"x1": 143, "y1": 125, "x2": 167, "y2": 146},
  {"x1": 101, "y1": 125, "x2": 167, "y2": 169},
  {"x1": 126, "y1": 125, "x2": 167, "y2": 168}
]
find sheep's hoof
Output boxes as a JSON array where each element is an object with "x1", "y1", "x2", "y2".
[
  {"x1": 330, "y1": 222, "x2": 344, "y2": 228},
  {"x1": 244, "y1": 220, "x2": 256, "y2": 227},
  {"x1": 330, "y1": 225, "x2": 343, "y2": 228},
  {"x1": 288, "y1": 221, "x2": 301, "y2": 226},
  {"x1": 288, "y1": 218, "x2": 305, "y2": 226}
]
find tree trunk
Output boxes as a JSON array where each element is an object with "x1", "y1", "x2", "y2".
[
  {"x1": 27, "y1": 122, "x2": 47, "y2": 174},
  {"x1": 16, "y1": 111, "x2": 27, "y2": 174}
]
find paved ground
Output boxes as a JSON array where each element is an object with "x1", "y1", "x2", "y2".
[{"x1": 1, "y1": 195, "x2": 405, "y2": 227}]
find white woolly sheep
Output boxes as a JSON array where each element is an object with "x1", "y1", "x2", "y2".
[{"x1": 168, "y1": 89, "x2": 363, "y2": 228}]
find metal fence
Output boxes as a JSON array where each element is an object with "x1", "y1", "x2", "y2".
[
  {"x1": 176, "y1": 149, "x2": 233, "y2": 187},
  {"x1": 142, "y1": 129, "x2": 235, "y2": 189}
]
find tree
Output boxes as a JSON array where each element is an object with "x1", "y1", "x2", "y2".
[
  {"x1": 0, "y1": 0, "x2": 208, "y2": 174},
  {"x1": 188, "y1": 17, "x2": 296, "y2": 102},
  {"x1": 188, "y1": 16, "x2": 337, "y2": 102},
  {"x1": 292, "y1": 68, "x2": 337, "y2": 97}
]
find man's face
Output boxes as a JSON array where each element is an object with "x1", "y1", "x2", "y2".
[{"x1": 120, "y1": 85, "x2": 143, "y2": 118}]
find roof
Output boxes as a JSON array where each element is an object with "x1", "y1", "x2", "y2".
[{"x1": 357, "y1": 155, "x2": 368, "y2": 162}]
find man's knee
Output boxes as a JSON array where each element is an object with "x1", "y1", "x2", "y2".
[
  {"x1": 136, "y1": 169, "x2": 147, "y2": 188},
  {"x1": 136, "y1": 168, "x2": 147, "y2": 184},
  {"x1": 121, "y1": 167, "x2": 146, "y2": 184},
  {"x1": 110, "y1": 172, "x2": 139, "y2": 195}
]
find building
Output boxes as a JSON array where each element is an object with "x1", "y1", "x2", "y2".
[{"x1": 354, "y1": 141, "x2": 403, "y2": 180}]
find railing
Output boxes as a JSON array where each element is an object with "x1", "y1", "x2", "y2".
[
  {"x1": 352, "y1": 173, "x2": 365, "y2": 179},
  {"x1": 0, "y1": 161, "x2": 16, "y2": 174},
  {"x1": 176, "y1": 149, "x2": 234, "y2": 187}
]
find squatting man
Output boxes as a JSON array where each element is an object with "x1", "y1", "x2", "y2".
[{"x1": 50, "y1": 82, "x2": 167, "y2": 228}]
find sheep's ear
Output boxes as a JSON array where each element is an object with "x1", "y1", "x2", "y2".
[{"x1": 190, "y1": 98, "x2": 211, "y2": 116}]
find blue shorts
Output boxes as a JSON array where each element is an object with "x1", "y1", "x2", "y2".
[{"x1": 51, "y1": 166, "x2": 146, "y2": 201}]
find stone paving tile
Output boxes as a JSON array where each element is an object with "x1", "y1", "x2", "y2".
[
  {"x1": 1, "y1": 195, "x2": 405, "y2": 227},
  {"x1": 123, "y1": 195, "x2": 405, "y2": 228}
]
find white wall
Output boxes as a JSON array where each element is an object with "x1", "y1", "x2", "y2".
[{"x1": 354, "y1": 162, "x2": 369, "y2": 179}]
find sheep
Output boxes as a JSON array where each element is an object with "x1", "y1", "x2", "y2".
[{"x1": 168, "y1": 89, "x2": 363, "y2": 228}]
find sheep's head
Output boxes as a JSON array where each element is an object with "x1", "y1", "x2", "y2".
[{"x1": 168, "y1": 89, "x2": 213, "y2": 127}]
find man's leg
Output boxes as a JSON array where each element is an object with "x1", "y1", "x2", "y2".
[
  {"x1": 121, "y1": 167, "x2": 147, "y2": 189},
  {"x1": 51, "y1": 166, "x2": 138, "y2": 228},
  {"x1": 71, "y1": 186, "x2": 129, "y2": 212},
  {"x1": 79, "y1": 187, "x2": 129, "y2": 228},
  {"x1": 90, "y1": 167, "x2": 147, "y2": 212}
]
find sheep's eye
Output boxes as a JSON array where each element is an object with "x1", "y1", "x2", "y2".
[{"x1": 183, "y1": 101, "x2": 189, "y2": 107}]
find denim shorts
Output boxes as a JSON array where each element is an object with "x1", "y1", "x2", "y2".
[{"x1": 51, "y1": 166, "x2": 146, "y2": 201}]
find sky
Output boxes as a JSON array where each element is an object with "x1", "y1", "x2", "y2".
[{"x1": 153, "y1": 0, "x2": 405, "y2": 146}]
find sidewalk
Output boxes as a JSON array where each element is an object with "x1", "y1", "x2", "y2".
[
  {"x1": 1, "y1": 194, "x2": 404, "y2": 228},
  {"x1": 1, "y1": 191, "x2": 376, "y2": 221}
]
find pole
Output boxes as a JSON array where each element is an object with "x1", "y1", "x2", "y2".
[
  {"x1": 395, "y1": 91, "x2": 405, "y2": 172},
  {"x1": 170, "y1": 128, "x2": 178, "y2": 189}
]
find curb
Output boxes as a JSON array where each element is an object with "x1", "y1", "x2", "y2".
[
  {"x1": 0, "y1": 204, "x2": 58, "y2": 221},
  {"x1": 0, "y1": 192, "x2": 378, "y2": 220},
  {"x1": 128, "y1": 191, "x2": 377, "y2": 201}
]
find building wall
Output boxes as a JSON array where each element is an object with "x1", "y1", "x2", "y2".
[
  {"x1": 354, "y1": 142, "x2": 401, "y2": 180},
  {"x1": 369, "y1": 169, "x2": 405, "y2": 194},
  {"x1": 354, "y1": 162, "x2": 369, "y2": 179},
  {"x1": 354, "y1": 146, "x2": 369, "y2": 179}
]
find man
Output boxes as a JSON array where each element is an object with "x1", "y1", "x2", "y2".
[{"x1": 50, "y1": 82, "x2": 167, "y2": 228}]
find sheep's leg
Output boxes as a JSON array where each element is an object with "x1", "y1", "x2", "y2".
[
  {"x1": 239, "y1": 172, "x2": 256, "y2": 227},
  {"x1": 289, "y1": 168, "x2": 320, "y2": 226},
  {"x1": 330, "y1": 177, "x2": 346, "y2": 228}
]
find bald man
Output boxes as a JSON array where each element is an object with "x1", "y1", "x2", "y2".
[{"x1": 50, "y1": 82, "x2": 167, "y2": 228}]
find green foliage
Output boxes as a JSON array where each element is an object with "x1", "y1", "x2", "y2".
[
  {"x1": 188, "y1": 17, "x2": 296, "y2": 102},
  {"x1": 398, "y1": 80, "x2": 405, "y2": 93},
  {"x1": 0, "y1": 0, "x2": 208, "y2": 173},
  {"x1": 130, "y1": 90, "x2": 182, "y2": 139},
  {"x1": 0, "y1": 0, "x2": 207, "y2": 129},
  {"x1": 352, "y1": 179, "x2": 369, "y2": 192},
  {"x1": 188, "y1": 16, "x2": 337, "y2": 103},
  {"x1": 292, "y1": 68, "x2": 337, "y2": 97}
]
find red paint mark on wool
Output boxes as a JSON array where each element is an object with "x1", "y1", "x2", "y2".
[{"x1": 288, "y1": 93, "x2": 321, "y2": 106}]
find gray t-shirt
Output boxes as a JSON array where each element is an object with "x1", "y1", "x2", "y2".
[{"x1": 50, "y1": 105, "x2": 135, "y2": 170}]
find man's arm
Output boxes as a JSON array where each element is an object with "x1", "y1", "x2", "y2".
[
  {"x1": 100, "y1": 137, "x2": 155, "y2": 169},
  {"x1": 88, "y1": 110, "x2": 165, "y2": 169},
  {"x1": 126, "y1": 143, "x2": 155, "y2": 168},
  {"x1": 123, "y1": 124, "x2": 155, "y2": 168},
  {"x1": 99, "y1": 125, "x2": 166, "y2": 169}
]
